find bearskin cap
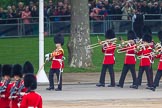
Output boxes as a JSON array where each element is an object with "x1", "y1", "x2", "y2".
[
  {"x1": 24, "y1": 73, "x2": 37, "y2": 90},
  {"x1": 158, "y1": 30, "x2": 162, "y2": 42},
  {"x1": 12, "y1": 64, "x2": 22, "y2": 77},
  {"x1": 142, "y1": 25, "x2": 152, "y2": 36},
  {"x1": 127, "y1": 30, "x2": 137, "y2": 40},
  {"x1": 105, "y1": 29, "x2": 115, "y2": 39},
  {"x1": 142, "y1": 34, "x2": 152, "y2": 43},
  {"x1": 54, "y1": 33, "x2": 64, "y2": 46},
  {"x1": 2, "y1": 64, "x2": 12, "y2": 77},
  {"x1": 22, "y1": 61, "x2": 34, "y2": 74}
]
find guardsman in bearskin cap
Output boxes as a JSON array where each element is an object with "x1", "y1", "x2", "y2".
[
  {"x1": 138, "y1": 25, "x2": 154, "y2": 87},
  {"x1": 45, "y1": 33, "x2": 64, "y2": 91},
  {"x1": 9, "y1": 64, "x2": 24, "y2": 108},
  {"x1": 117, "y1": 30, "x2": 137, "y2": 88},
  {"x1": 132, "y1": 34, "x2": 153, "y2": 89},
  {"x1": 19, "y1": 73, "x2": 42, "y2": 108},
  {"x1": 16, "y1": 61, "x2": 34, "y2": 103},
  {"x1": 96, "y1": 29, "x2": 116, "y2": 87},
  {"x1": 0, "y1": 64, "x2": 13, "y2": 108},
  {"x1": 149, "y1": 30, "x2": 162, "y2": 91}
]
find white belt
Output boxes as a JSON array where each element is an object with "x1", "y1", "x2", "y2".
[
  {"x1": 28, "y1": 106, "x2": 38, "y2": 108},
  {"x1": 126, "y1": 54, "x2": 135, "y2": 56},
  {"x1": 105, "y1": 53, "x2": 113, "y2": 56},
  {"x1": 160, "y1": 59, "x2": 162, "y2": 62},
  {"x1": 141, "y1": 56, "x2": 149, "y2": 58},
  {"x1": 52, "y1": 58, "x2": 63, "y2": 62}
]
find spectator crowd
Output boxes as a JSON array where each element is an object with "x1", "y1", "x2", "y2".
[
  {"x1": 0, "y1": 0, "x2": 71, "y2": 24},
  {"x1": 0, "y1": 0, "x2": 162, "y2": 24},
  {"x1": 89, "y1": 0, "x2": 162, "y2": 20}
]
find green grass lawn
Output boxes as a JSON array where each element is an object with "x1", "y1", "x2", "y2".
[{"x1": 0, "y1": 35, "x2": 160, "y2": 73}]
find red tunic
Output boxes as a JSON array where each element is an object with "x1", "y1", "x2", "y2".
[
  {"x1": 102, "y1": 43, "x2": 116, "y2": 64},
  {"x1": 0, "y1": 81, "x2": 14, "y2": 108},
  {"x1": 136, "y1": 46, "x2": 152, "y2": 66},
  {"x1": 10, "y1": 80, "x2": 27, "y2": 108},
  {"x1": 20, "y1": 91, "x2": 42, "y2": 108},
  {"x1": 122, "y1": 44, "x2": 136, "y2": 64},
  {"x1": 51, "y1": 48, "x2": 64, "y2": 69},
  {"x1": 155, "y1": 54, "x2": 162, "y2": 70}
]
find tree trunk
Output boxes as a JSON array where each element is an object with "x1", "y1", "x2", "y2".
[{"x1": 67, "y1": 0, "x2": 92, "y2": 68}]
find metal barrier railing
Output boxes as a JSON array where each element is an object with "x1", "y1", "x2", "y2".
[{"x1": 0, "y1": 14, "x2": 162, "y2": 37}]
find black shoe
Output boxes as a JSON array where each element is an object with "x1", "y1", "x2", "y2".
[
  {"x1": 55, "y1": 88, "x2": 62, "y2": 91},
  {"x1": 130, "y1": 85, "x2": 138, "y2": 89},
  {"x1": 108, "y1": 85, "x2": 115, "y2": 87},
  {"x1": 149, "y1": 87, "x2": 155, "y2": 91},
  {"x1": 46, "y1": 87, "x2": 54, "y2": 90},
  {"x1": 96, "y1": 83, "x2": 105, "y2": 87},
  {"x1": 146, "y1": 86, "x2": 152, "y2": 89},
  {"x1": 117, "y1": 84, "x2": 123, "y2": 88}
]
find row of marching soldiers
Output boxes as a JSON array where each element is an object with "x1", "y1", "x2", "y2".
[
  {"x1": 0, "y1": 61, "x2": 42, "y2": 108},
  {"x1": 95, "y1": 25, "x2": 162, "y2": 91}
]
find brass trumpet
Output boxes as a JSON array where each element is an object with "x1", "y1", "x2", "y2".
[{"x1": 87, "y1": 38, "x2": 117, "y2": 49}]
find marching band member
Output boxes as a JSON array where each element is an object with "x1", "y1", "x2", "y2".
[
  {"x1": 149, "y1": 31, "x2": 162, "y2": 91},
  {"x1": 0, "y1": 64, "x2": 13, "y2": 108},
  {"x1": 138, "y1": 25, "x2": 154, "y2": 87},
  {"x1": 132, "y1": 34, "x2": 153, "y2": 89},
  {"x1": 19, "y1": 73, "x2": 42, "y2": 108},
  {"x1": 17, "y1": 61, "x2": 35, "y2": 102},
  {"x1": 96, "y1": 29, "x2": 116, "y2": 87},
  {"x1": 9, "y1": 64, "x2": 23, "y2": 108},
  {"x1": 117, "y1": 30, "x2": 137, "y2": 88},
  {"x1": 46, "y1": 34, "x2": 64, "y2": 91}
]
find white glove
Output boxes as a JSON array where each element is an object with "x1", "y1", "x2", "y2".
[
  {"x1": 45, "y1": 53, "x2": 50, "y2": 58},
  {"x1": 45, "y1": 57, "x2": 50, "y2": 61}
]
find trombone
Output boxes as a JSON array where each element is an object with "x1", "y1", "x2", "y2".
[
  {"x1": 87, "y1": 37, "x2": 117, "y2": 50},
  {"x1": 116, "y1": 39, "x2": 137, "y2": 53}
]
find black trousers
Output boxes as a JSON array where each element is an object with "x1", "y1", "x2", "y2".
[
  {"x1": 99, "y1": 64, "x2": 115, "y2": 86},
  {"x1": 118, "y1": 64, "x2": 136, "y2": 86},
  {"x1": 49, "y1": 68, "x2": 62, "y2": 89},
  {"x1": 153, "y1": 70, "x2": 162, "y2": 88},
  {"x1": 138, "y1": 65, "x2": 153, "y2": 86},
  {"x1": 136, "y1": 66, "x2": 153, "y2": 87}
]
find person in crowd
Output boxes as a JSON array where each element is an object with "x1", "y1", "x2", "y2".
[
  {"x1": 6, "y1": 6, "x2": 17, "y2": 24},
  {"x1": 152, "y1": 2, "x2": 160, "y2": 19},
  {"x1": 21, "y1": 6, "x2": 32, "y2": 35},
  {"x1": 96, "y1": 29, "x2": 116, "y2": 87},
  {"x1": 16, "y1": 2, "x2": 24, "y2": 18},
  {"x1": 132, "y1": 9, "x2": 144, "y2": 38},
  {"x1": 46, "y1": 34, "x2": 65, "y2": 91},
  {"x1": 121, "y1": 1, "x2": 134, "y2": 20}
]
